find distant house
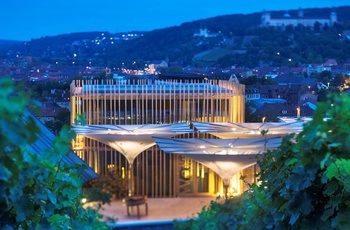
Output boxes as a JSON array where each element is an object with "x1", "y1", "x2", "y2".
[
  {"x1": 307, "y1": 64, "x2": 332, "y2": 76},
  {"x1": 323, "y1": 59, "x2": 338, "y2": 67},
  {"x1": 249, "y1": 98, "x2": 287, "y2": 110},
  {"x1": 261, "y1": 9, "x2": 337, "y2": 27},
  {"x1": 255, "y1": 103, "x2": 314, "y2": 118},
  {"x1": 50, "y1": 89, "x2": 71, "y2": 110},
  {"x1": 254, "y1": 83, "x2": 316, "y2": 106},
  {"x1": 245, "y1": 87, "x2": 260, "y2": 102},
  {"x1": 35, "y1": 107, "x2": 69, "y2": 124},
  {"x1": 274, "y1": 77, "x2": 318, "y2": 89},
  {"x1": 193, "y1": 28, "x2": 218, "y2": 38},
  {"x1": 241, "y1": 70, "x2": 254, "y2": 78},
  {"x1": 299, "y1": 92, "x2": 318, "y2": 110},
  {"x1": 341, "y1": 59, "x2": 350, "y2": 72},
  {"x1": 265, "y1": 73, "x2": 278, "y2": 78},
  {"x1": 148, "y1": 60, "x2": 168, "y2": 74}
]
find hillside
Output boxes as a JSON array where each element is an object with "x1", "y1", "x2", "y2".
[
  {"x1": 0, "y1": 40, "x2": 22, "y2": 53},
  {"x1": 2, "y1": 6, "x2": 350, "y2": 68}
]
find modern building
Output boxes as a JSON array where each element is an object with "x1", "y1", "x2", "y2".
[{"x1": 70, "y1": 79, "x2": 303, "y2": 198}]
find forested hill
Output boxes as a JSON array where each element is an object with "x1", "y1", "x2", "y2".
[
  {"x1": 2, "y1": 6, "x2": 350, "y2": 68},
  {"x1": 0, "y1": 40, "x2": 22, "y2": 53}
]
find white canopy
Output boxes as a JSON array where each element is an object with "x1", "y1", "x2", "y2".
[
  {"x1": 279, "y1": 117, "x2": 312, "y2": 123},
  {"x1": 192, "y1": 121, "x2": 305, "y2": 139},
  {"x1": 73, "y1": 123, "x2": 193, "y2": 163},
  {"x1": 154, "y1": 137, "x2": 282, "y2": 185}
]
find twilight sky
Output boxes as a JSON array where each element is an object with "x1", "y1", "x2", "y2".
[{"x1": 1, "y1": 0, "x2": 349, "y2": 41}]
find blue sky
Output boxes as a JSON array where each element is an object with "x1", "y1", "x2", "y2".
[{"x1": 0, "y1": 0, "x2": 349, "y2": 41}]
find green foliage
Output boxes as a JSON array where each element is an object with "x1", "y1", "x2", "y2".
[
  {"x1": 245, "y1": 102, "x2": 280, "y2": 123},
  {"x1": 87, "y1": 170, "x2": 128, "y2": 200},
  {"x1": 193, "y1": 48, "x2": 233, "y2": 67},
  {"x1": 0, "y1": 78, "x2": 109, "y2": 229},
  {"x1": 177, "y1": 93, "x2": 350, "y2": 229},
  {"x1": 174, "y1": 197, "x2": 243, "y2": 230},
  {"x1": 82, "y1": 187, "x2": 112, "y2": 205},
  {"x1": 239, "y1": 76, "x2": 277, "y2": 86},
  {"x1": 26, "y1": 81, "x2": 70, "y2": 101},
  {"x1": 45, "y1": 109, "x2": 71, "y2": 135}
]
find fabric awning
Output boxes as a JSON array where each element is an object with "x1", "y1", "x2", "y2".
[
  {"x1": 73, "y1": 123, "x2": 193, "y2": 163},
  {"x1": 192, "y1": 121, "x2": 305, "y2": 139},
  {"x1": 154, "y1": 137, "x2": 282, "y2": 185}
]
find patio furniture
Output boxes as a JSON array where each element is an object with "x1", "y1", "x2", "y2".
[{"x1": 123, "y1": 195, "x2": 148, "y2": 219}]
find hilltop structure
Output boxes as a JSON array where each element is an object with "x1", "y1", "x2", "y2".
[{"x1": 261, "y1": 9, "x2": 337, "y2": 27}]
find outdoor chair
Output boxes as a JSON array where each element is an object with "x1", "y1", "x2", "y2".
[{"x1": 123, "y1": 195, "x2": 148, "y2": 219}]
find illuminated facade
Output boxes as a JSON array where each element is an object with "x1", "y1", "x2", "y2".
[
  {"x1": 261, "y1": 10, "x2": 337, "y2": 28},
  {"x1": 70, "y1": 79, "x2": 251, "y2": 197}
]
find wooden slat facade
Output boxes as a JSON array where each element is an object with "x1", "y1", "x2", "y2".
[{"x1": 70, "y1": 79, "x2": 247, "y2": 197}]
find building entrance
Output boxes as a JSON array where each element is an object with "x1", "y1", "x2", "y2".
[{"x1": 179, "y1": 156, "x2": 213, "y2": 196}]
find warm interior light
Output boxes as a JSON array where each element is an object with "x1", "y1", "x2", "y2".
[{"x1": 122, "y1": 167, "x2": 125, "y2": 179}]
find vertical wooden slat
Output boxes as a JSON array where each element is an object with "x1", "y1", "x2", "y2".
[
  {"x1": 187, "y1": 80, "x2": 190, "y2": 122},
  {"x1": 219, "y1": 80, "x2": 222, "y2": 122},
  {"x1": 96, "y1": 80, "x2": 99, "y2": 124},
  {"x1": 124, "y1": 82, "x2": 127, "y2": 124},
  {"x1": 146, "y1": 83, "x2": 149, "y2": 124},
  {"x1": 224, "y1": 82, "x2": 228, "y2": 122},
  {"x1": 156, "y1": 84, "x2": 159, "y2": 124},
  {"x1": 151, "y1": 147, "x2": 154, "y2": 197},
  {"x1": 197, "y1": 81, "x2": 199, "y2": 122},
  {"x1": 118, "y1": 83, "x2": 120, "y2": 124},
  {"x1": 210, "y1": 81, "x2": 214, "y2": 122},
  {"x1": 113, "y1": 84, "x2": 116, "y2": 125},
  {"x1": 163, "y1": 151, "x2": 166, "y2": 197},
  {"x1": 146, "y1": 149, "x2": 149, "y2": 196},
  {"x1": 103, "y1": 84, "x2": 106, "y2": 124},
  {"x1": 136, "y1": 156, "x2": 139, "y2": 194},
  {"x1": 168, "y1": 82, "x2": 171, "y2": 123},
  {"x1": 179, "y1": 81, "x2": 181, "y2": 122},
  {"x1": 151, "y1": 85, "x2": 154, "y2": 124},
  {"x1": 216, "y1": 80, "x2": 219, "y2": 122},
  {"x1": 131, "y1": 83, "x2": 133, "y2": 125},
  {"x1": 163, "y1": 84, "x2": 166, "y2": 124},
  {"x1": 159, "y1": 147, "x2": 162, "y2": 196},
  {"x1": 155, "y1": 147, "x2": 158, "y2": 197}
]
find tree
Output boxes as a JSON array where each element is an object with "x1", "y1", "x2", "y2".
[
  {"x1": 239, "y1": 76, "x2": 277, "y2": 86},
  {"x1": 0, "y1": 78, "x2": 108, "y2": 229},
  {"x1": 317, "y1": 88, "x2": 328, "y2": 102},
  {"x1": 45, "y1": 109, "x2": 71, "y2": 135},
  {"x1": 175, "y1": 93, "x2": 350, "y2": 229},
  {"x1": 257, "y1": 93, "x2": 350, "y2": 228},
  {"x1": 333, "y1": 74, "x2": 346, "y2": 87},
  {"x1": 314, "y1": 21, "x2": 321, "y2": 31},
  {"x1": 319, "y1": 70, "x2": 333, "y2": 83}
]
